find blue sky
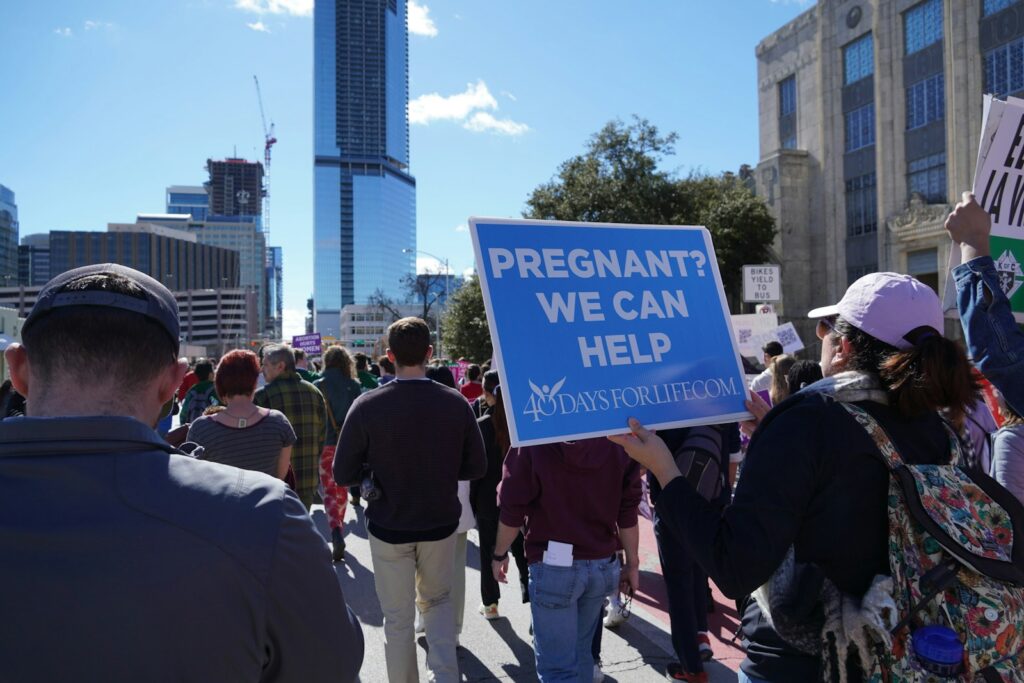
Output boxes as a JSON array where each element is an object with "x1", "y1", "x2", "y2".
[{"x1": 0, "y1": 0, "x2": 810, "y2": 337}]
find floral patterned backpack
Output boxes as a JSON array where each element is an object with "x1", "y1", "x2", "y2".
[{"x1": 841, "y1": 403, "x2": 1024, "y2": 682}]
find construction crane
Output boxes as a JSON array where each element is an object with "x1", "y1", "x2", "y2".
[{"x1": 253, "y1": 75, "x2": 277, "y2": 244}]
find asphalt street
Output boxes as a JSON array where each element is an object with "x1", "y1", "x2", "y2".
[{"x1": 310, "y1": 502, "x2": 740, "y2": 683}]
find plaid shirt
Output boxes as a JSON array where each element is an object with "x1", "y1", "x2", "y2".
[{"x1": 254, "y1": 370, "x2": 326, "y2": 506}]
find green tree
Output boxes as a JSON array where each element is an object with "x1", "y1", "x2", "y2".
[
  {"x1": 524, "y1": 117, "x2": 776, "y2": 305},
  {"x1": 525, "y1": 116, "x2": 689, "y2": 224},
  {"x1": 680, "y1": 172, "x2": 777, "y2": 308},
  {"x1": 441, "y1": 274, "x2": 492, "y2": 362}
]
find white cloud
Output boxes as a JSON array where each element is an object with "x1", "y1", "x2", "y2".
[
  {"x1": 408, "y1": 0, "x2": 438, "y2": 37},
  {"x1": 500, "y1": 90, "x2": 518, "y2": 102},
  {"x1": 462, "y1": 266, "x2": 476, "y2": 278},
  {"x1": 247, "y1": 21, "x2": 271, "y2": 32},
  {"x1": 54, "y1": 27, "x2": 72, "y2": 37},
  {"x1": 84, "y1": 20, "x2": 115, "y2": 31},
  {"x1": 416, "y1": 256, "x2": 453, "y2": 274},
  {"x1": 234, "y1": 0, "x2": 312, "y2": 16},
  {"x1": 282, "y1": 308, "x2": 307, "y2": 339},
  {"x1": 409, "y1": 80, "x2": 530, "y2": 136},
  {"x1": 454, "y1": 223, "x2": 468, "y2": 233},
  {"x1": 410, "y1": 80, "x2": 497, "y2": 125},
  {"x1": 464, "y1": 111, "x2": 529, "y2": 136}
]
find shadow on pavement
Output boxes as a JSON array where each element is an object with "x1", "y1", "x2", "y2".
[
  {"x1": 606, "y1": 616, "x2": 675, "y2": 671},
  {"x1": 456, "y1": 645, "x2": 501, "y2": 682},
  {"x1": 337, "y1": 553, "x2": 383, "y2": 627},
  {"x1": 311, "y1": 508, "x2": 331, "y2": 543},
  {"x1": 347, "y1": 505, "x2": 369, "y2": 539},
  {"x1": 488, "y1": 618, "x2": 536, "y2": 680},
  {"x1": 466, "y1": 538, "x2": 481, "y2": 571}
]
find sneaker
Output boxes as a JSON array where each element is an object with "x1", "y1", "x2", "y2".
[
  {"x1": 330, "y1": 527, "x2": 345, "y2": 563},
  {"x1": 478, "y1": 603, "x2": 499, "y2": 620},
  {"x1": 592, "y1": 662, "x2": 605, "y2": 683},
  {"x1": 603, "y1": 604, "x2": 628, "y2": 628},
  {"x1": 697, "y1": 632, "x2": 713, "y2": 662},
  {"x1": 665, "y1": 663, "x2": 707, "y2": 682}
]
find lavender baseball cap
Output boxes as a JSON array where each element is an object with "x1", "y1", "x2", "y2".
[{"x1": 807, "y1": 272, "x2": 944, "y2": 350}]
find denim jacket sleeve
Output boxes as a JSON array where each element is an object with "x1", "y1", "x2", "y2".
[{"x1": 954, "y1": 255, "x2": 1024, "y2": 414}]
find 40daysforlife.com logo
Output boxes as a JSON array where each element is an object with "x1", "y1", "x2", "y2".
[{"x1": 522, "y1": 376, "x2": 741, "y2": 422}]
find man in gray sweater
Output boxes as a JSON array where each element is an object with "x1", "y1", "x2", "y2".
[{"x1": 335, "y1": 317, "x2": 486, "y2": 683}]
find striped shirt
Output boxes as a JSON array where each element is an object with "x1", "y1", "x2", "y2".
[{"x1": 187, "y1": 410, "x2": 296, "y2": 478}]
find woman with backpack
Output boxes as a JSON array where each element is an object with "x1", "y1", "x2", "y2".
[{"x1": 611, "y1": 272, "x2": 982, "y2": 682}]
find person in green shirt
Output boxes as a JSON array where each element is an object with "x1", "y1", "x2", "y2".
[
  {"x1": 180, "y1": 359, "x2": 219, "y2": 423},
  {"x1": 294, "y1": 348, "x2": 320, "y2": 383},
  {"x1": 354, "y1": 352, "x2": 379, "y2": 391}
]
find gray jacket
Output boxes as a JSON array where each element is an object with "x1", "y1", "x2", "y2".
[{"x1": 0, "y1": 415, "x2": 363, "y2": 682}]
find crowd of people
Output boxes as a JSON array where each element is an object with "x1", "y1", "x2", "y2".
[{"x1": 1, "y1": 193, "x2": 1023, "y2": 682}]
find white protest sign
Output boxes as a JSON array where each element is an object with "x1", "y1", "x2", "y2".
[
  {"x1": 947, "y1": 96, "x2": 1024, "y2": 321},
  {"x1": 751, "y1": 322, "x2": 804, "y2": 356},
  {"x1": 743, "y1": 265, "x2": 781, "y2": 302},
  {"x1": 731, "y1": 312, "x2": 779, "y2": 356}
]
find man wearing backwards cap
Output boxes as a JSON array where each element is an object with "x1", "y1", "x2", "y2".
[
  {"x1": 610, "y1": 271, "x2": 974, "y2": 682},
  {"x1": 0, "y1": 264, "x2": 364, "y2": 682}
]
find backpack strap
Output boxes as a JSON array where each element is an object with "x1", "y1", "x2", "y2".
[
  {"x1": 324, "y1": 396, "x2": 339, "y2": 433},
  {"x1": 838, "y1": 402, "x2": 964, "y2": 470},
  {"x1": 837, "y1": 403, "x2": 905, "y2": 471}
]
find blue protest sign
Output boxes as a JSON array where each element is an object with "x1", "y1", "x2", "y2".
[{"x1": 470, "y1": 218, "x2": 750, "y2": 447}]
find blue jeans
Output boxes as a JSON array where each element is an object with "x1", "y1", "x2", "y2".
[
  {"x1": 954, "y1": 256, "x2": 1024, "y2": 414},
  {"x1": 738, "y1": 672, "x2": 770, "y2": 683},
  {"x1": 529, "y1": 556, "x2": 618, "y2": 682}
]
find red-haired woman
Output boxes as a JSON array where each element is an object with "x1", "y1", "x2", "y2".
[{"x1": 187, "y1": 349, "x2": 296, "y2": 480}]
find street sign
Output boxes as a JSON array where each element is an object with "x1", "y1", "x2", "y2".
[
  {"x1": 742, "y1": 264, "x2": 781, "y2": 303},
  {"x1": 470, "y1": 217, "x2": 750, "y2": 447},
  {"x1": 292, "y1": 333, "x2": 322, "y2": 355}
]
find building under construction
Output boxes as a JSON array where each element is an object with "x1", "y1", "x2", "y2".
[{"x1": 205, "y1": 158, "x2": 264, "y2": 217}]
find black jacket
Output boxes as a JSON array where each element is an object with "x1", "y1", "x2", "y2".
[
  {"x1": 655, "y1": 389, "x2": 951, "y2": 679},
  {"x1": 470, "y1": 413, "x2": 504, "y2": 520}
]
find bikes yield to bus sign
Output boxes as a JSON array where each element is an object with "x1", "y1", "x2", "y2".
[{"x1": 742, "y1": 265, "x2": 781, "y2": 303}]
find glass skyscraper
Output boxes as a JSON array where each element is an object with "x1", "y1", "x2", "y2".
[
  {"x1": 266, "y1": 246, "x2": 283, "y2": 340},
  {"x1": 0, "y1": 185, "x2": 20, "y2": 283},
  {"x1": 313, "y1": 0, "x2": 416, "y2": 336}
]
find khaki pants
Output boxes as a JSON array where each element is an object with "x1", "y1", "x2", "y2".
[{"x1": 369, "y1": 530, "x2": 459, "y2": 683}]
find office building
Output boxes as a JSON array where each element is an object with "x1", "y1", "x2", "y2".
[
  {"x1": 755, "y1": 0, "x2": 1017, "y2": 341},
  {"x1": 51, "y1": 225, "x2": 239, "y2": 291},
  {"x1": 313, "y1": 0, "x2": 417, "y2": 334},
  {"x1": 176, "y1": 287, "x2": 259, "y2": 355},
  {"x1": 166, "y1": 185, "x2": 209, "y2": 221},
  {"x1": 136, "y1": 213, "x2": 267, "y2": 331},
  {"x1": 206, "y1": 159, "x2": 264, "y2": 218},
  {"x1": 266, "y1": 246, "x2": 283, "y2": 340},
  {"x1": 18, "y1": 234, "x2": 50, "y2": 287},
  {"x1": 337, "y1": 303, "x2": 422, "y2": 354},
  {"x1": 0, "y1": 284, "x2": 253, "y2": 358},
  {"x1": 0, "y1": 186, "x2": 19, "y2": 284}
]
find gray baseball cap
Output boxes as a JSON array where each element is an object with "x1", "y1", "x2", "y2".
[{"x1": 23, "y1": 264, "x2": 180, "y2": 352}]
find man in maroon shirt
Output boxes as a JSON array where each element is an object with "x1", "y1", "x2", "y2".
[{"x1": 492, "y1": 438, "x2": 641, "y2": 682}]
